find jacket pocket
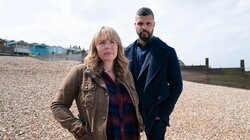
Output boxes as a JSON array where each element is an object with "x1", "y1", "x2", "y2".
[{"x1": 80, "y1": 82, "x2": 96, "y2": 109}]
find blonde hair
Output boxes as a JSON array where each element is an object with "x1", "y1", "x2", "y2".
[{"x1": 83, "y1": 26, "x2": 128, "y2": 78}]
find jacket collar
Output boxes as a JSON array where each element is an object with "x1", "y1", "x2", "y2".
[
  {"x1": 137, "y1": 37, "x2": 168, "y2": 91},
  {"x1": 84, "y1": 68, "x2": 107, "y2": 90}
]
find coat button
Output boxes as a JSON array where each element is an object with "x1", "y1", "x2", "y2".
[
  {"x1": 105, "y1": 93, "x2": 108, "y2": 96},
  {"x1": 158, "y1": 96, "x2": 162, "y2": 100},
  {"x1": 102, "y1": 116, "x2": 106, "y2": 120},
  {"x1": 155, "y1": 78, "x2": 159, "y2": 83}
]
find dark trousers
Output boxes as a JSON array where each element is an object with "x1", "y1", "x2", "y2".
[{"x1": 146, "y1": 120, "x2": 167, "y2": 140}]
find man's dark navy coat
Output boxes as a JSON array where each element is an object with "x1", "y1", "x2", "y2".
[{"x1": 124, "y1": 37, "x2": 183, "y2": 133}]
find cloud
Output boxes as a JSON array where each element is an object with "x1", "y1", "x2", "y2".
[{"x1": 0, "y1": 0, "x2": 249, "y2": 69}]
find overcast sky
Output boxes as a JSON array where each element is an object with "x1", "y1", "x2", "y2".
[{"x1": 1, "y1": 0, "x2": 250, "y2": 70}]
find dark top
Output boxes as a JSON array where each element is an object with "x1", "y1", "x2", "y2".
[
  {"x1": 102, "y1": 72, "x2": 139, "y2": 140},
  {"x1": 135, "y1": 39, "x2": 152, "y2": 78}
]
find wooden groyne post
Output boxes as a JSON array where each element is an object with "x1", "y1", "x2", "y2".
[
  {"x1": 240, "y1": 59, "x2": 245, "y2": 88},
  {"x1": 205, "y1": 58, "x2": 209, "y2": 83}
]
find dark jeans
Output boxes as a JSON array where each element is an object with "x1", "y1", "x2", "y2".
[{"x1": 146, "y1": 119, "x2": 167, "y2": 140}]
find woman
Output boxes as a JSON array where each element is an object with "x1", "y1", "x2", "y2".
[{"x1": 51, "y1": 26, "x2": 143, "y2": 140}]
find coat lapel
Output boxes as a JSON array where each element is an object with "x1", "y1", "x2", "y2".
[
  {"x1": 126, "y1": 38, "x2": 167, "y2": 92},
  {"x1": 144, "y1": 43, "x2": 166, "y2": 92},
  {"x1": 125, "y1": 41, "x2": 138, "y2": 79},
  {"x1": 137, "y1": 52, "x2": 151, "y2": 80}
]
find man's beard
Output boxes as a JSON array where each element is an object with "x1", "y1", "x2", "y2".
[{"x1": 138, "y1": 30, "x2": 153, "y2": 42}]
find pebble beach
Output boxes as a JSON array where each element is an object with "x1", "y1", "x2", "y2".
[{"x1": 0, "y1": 56, "x2": 249, "y2": 140}]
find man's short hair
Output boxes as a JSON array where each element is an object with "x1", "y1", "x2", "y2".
[{"x1": 136, "y1": 7, "x2": 154, "y2": 19}]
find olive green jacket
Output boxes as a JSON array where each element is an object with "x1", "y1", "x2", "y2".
[{"x1": 51, "y1": 64, "x2": 144, "y2": 140}]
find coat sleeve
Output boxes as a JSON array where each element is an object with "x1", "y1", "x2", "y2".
[
  {"x1": 50, "y1": 65, "x2": 85, "y2": 134},
  {"x1": 159, "y1": 48, "x2": 183, "y2": 124},
  {"x1": 126, "y1": 70, "x2": 145, "y2": 131}
]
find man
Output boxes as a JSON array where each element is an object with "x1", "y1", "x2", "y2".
[{"x1": 125, "y1": 7, "x2": 183, "y2": 140}]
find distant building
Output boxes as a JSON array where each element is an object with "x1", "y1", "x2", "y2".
[
  {"x1": 48, "y1": 46, "x2": 65, "y2": 55},
  {"x1": 0, "y1": 38, "x2": 7, "y2": 48},
  {"x1": 31, "y1": 43, "x2": 49, "y2": 55},
  {"x1": 1, "y1": 37, "x2": 85, "y2": 56},
  {"x1": 65, "y1": 45, "x2": 82, "y2": 55},
  {"x1": 0, "y1": 39, "x2": 13, "y2": 54},
  {"x1": 8, "y1": 40, "x2": 31, "y2": 55},
  {"x1": 31, "y1": 43, "x2": 66, "y2": 55}
]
